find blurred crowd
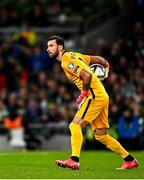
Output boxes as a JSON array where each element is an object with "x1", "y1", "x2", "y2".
[
  {"x1": 0, "y1": 0, "x2": 119, "y2": 27},
  {"x1": 0, "y1": 31, "x2": 78, "y2": 149},
  {"x1": 0, "y1": 0, "x2": 144, "y2": 150}
]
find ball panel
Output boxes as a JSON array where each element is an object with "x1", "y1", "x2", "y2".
[{"x1": 90, "y1": 63, "x2": 106, "y2": 80}]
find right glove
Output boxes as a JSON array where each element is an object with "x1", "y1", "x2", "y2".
[{"x1": 76, "y1": 90, "x2": 88, "y2": 109}]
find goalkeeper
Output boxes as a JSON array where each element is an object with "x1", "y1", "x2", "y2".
[{"x1": 47, "y1": 35, "x2": 138, "y2": 170}]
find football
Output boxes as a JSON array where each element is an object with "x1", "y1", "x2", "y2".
[{"x1": 90, "y1": 63, "x2": 106, "y2": 80}]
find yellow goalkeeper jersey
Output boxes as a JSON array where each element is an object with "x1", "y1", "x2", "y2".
[{"x1": 61, "y1": 51, "x2": 108, "y2": 100}]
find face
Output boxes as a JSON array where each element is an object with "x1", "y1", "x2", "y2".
[
  {"x1": 47, "y1": 39, "x2": 59, "y2": 58},
  {"x1": 124, "y1": 110, "x2": 131, "y2": 117}
]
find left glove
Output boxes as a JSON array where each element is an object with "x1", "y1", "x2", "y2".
[
  {"x1": 76, "y1": 90, "x2": 88, "y2": 109},
  {"x1": 103, "y1": 61, "x2": 110, "y2": 78}
]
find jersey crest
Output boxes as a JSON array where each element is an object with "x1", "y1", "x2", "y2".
[{"x1": 67, "y1": 62, "x2": 74, "y2": 69}]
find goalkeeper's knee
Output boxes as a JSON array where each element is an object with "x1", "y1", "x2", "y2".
[
  {"x1": 95, "y1": 134, "x2": 120, "y2": 151},
  {"x1": 95, "y1": 134, "x2": 108, "y2": 144}
]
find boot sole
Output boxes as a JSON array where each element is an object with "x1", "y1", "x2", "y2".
[{"x1": 56, "y1": 161, "x2": 79, "y2": 170}]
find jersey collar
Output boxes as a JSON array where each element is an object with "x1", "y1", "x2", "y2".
[{"x1": 61, "y1": 50, "x2": 67, "y2": 57}]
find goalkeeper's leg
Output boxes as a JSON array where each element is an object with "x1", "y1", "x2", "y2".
[
  {"x1": 94, "y1": 128, "x2": 129, "y2": 158},
  {"x1": 56, "y1": 117, "x2": 87, "y2": 170},
  {"x1": 94, "y1": 128, "x2": 138, "y2": 170}
]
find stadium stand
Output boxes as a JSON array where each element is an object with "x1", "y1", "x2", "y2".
[{"x1": 0, "y1": 0, "x2": 144, "y2": 150}]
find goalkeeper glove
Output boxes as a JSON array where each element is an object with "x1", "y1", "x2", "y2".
[
  {"x1": 103, "y1": 61, "x2": 110, "y2": 78},
  {"x1": 76, "y1": 90, "x2": 88, "y2": 109}
]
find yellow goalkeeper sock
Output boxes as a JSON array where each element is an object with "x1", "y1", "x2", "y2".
[
  {"x1": 95, "y1": 134, "x2": 129, "y2": 158},
  {"x1": 69, "y1": 122, "x2": 83, "y2": 158}
]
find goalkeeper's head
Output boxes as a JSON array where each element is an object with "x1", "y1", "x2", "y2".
[{"x1": 47, "y1": 35, "x2": 65, "y2": 59}]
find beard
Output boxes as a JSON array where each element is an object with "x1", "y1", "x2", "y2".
[
  {"x1": 51, "y1": 51, "x2": 59, "y2": 58},
  {"x1": 48, "y1": 47, "x2": 59, "y2": 58}
]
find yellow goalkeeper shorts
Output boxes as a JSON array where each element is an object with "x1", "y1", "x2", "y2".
[{"x1": 75, "y1": 97, "x2": 109, "y2": 130}]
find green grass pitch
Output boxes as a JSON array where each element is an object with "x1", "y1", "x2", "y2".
[{"x1": 0, "y1": 151, "x2": 143, "y2": 179}]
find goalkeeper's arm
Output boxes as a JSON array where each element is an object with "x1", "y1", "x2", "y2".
[
  {"x1": 89, "y1": 55, "x2": 109, "y2": 68},
  {"x1": 76, "y1": 69, "x2": 92, "y2": 109}
]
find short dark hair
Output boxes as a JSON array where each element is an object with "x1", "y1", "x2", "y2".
[{"x1": 47, "y1": 35, "x2": 65, "y2": 48}]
